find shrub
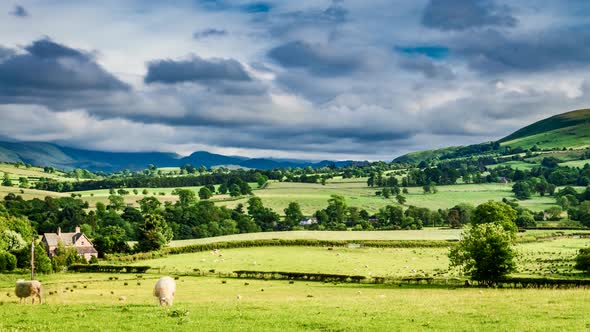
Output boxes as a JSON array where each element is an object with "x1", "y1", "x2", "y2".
[
  {"x1": 0, "y1": 251, "x2": 17, "y2": 272},
  {"x1": 575, "y1": 248, "x2": 590, "y2": 273}
]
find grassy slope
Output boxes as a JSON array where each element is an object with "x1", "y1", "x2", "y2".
[
  {"x1": 393, "y1": 108, "x2": 590, "y2": 163},
  {"x1": 499, "y1": 108, "x2": 590, "y2": 146}
]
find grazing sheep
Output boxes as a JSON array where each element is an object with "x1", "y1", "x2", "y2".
[
  {"x1": 154, "y1": 276, "x2": 176, "y2": 306},
  {"x1": 119, "y1": 296, "x2": 127, "y2": 302},
  {"x1": 15, "y1": 279, "x2": 42, "y2": 304}
]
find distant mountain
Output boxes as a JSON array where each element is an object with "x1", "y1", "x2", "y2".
[
  {"x1": 0, "y1": 141, "x2": 352, "y2": 172},
  {"x1": 394, "y1": 108, "x2": 590, "y2": 163}
]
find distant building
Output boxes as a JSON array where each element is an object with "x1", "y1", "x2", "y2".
[
  {"x1": 299, "y1": 217, "x2": 318, "y2": 226},
  {"x1": 42, "y1": 226, "x2": 98, "y2": 261},
  {"x1": 498, "y1": 177, "x2": 509, "y2": 184}
]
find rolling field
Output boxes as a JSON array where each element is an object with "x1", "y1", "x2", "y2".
[
  {"x1": 1, "y1": 234, "x2": 590, "y2": 331},
  {"x1": 0, "y1": 178, "x2": 562, "y2": 213},
  {"x1": 559, "y1": 159, "x2": 590, "y2": 168},
  {"x1": 168, "y1": 229, "x2": 463, "y2": 247},
  {"x1": 1, "y1": 275, "x2": 589, "y2": 331},
  {"x1": 135, "y1": 236, "x2": 589, "y2": 279},
  {"x1": 217, "y1": 181, "x2": 557, "y2": 215}
]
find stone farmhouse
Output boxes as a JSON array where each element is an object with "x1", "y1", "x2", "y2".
[{"x1": 42, "y1": 226, "x2": 98, "y2": 261}]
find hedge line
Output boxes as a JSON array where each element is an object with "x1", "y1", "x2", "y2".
[
  {"x1": 500, "y1": 277, "x2": 590, "y2": 288},
  {"x1": 108, "y1": 239, "x2": 457, "y2": 262},
  {"x1": 68, "y1": 264, "x2": 151, "y2": 273},
  {"x1": 233, "y1": 270, "x2": 365, "y2": 283}
]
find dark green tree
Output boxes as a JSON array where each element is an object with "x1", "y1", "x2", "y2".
[
  {"x1": 449, "y1": 223, "x2": 516, "y2": 285},
  {"x1": 136, "y1": 214, "x2": 173, "y2": 252}
]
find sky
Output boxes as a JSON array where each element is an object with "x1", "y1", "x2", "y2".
[{"x1": 1, "y1": 0, "x2": 590, "y2": 161}]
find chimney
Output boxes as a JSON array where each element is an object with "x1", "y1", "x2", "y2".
[
  {"x1": 75, "y1": 226, "x2": 81, "y2": 234},
  {"x1": 57, "y1": 227, "x2": 61, "y2": 236}
]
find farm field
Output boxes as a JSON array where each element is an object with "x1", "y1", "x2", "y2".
[
  {"x1": 1, "y1": 275, "x2": 589, "y2": 331},
  {"x1": 486, "y1": 161, "x2": 538, "y2": 170},
  {"x1": 0, "y1": 179, "x2": 563, "y2": 214},
  {"x1": 0, "y1": 162, "x2": 75, "y2": 184},
  {"x1": 217, "y1": 181, "x2": 558, "y2": 215},
  {"x1": 168, "y1": 229, "x2": 463, "y2": 247},
  {"x1": 132, "y1": 237, "x2": 589, "y2": 279},
  {"x1": 559, "y1": 159, "x2": 590, "y2": 168}
]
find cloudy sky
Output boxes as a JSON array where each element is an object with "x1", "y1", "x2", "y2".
[{"x1": 1, "y1": 0, "x2": 590, "y2": 161}]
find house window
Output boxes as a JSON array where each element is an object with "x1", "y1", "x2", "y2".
[{"x1": 81, "y1": 241, "x2": 85, "y2": 245}]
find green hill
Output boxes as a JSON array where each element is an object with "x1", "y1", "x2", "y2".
[
  {"x1": 394, "y1": 108, "x2": 590, "y2": 163},
  {"x1": 499, "y1": 108, "x2": 590, "y2": 149}
]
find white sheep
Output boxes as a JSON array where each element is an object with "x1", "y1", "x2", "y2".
[
  {"x1": 15, "y1": 279, "x2": 42, "y2": 304},
  {"x1": 154, "y1": 276, "x2": 176, "y2": 306}
]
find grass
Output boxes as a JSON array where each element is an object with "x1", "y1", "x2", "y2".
[
  {"x1": 168, "y1": 229, "x2": 463, "y2": 247},
  {"x1": 137, "y1": 235, "x2": 590, "y2": 279},
  {"x1": 559, "y1": 159, "x2": 590, "y2": 168},
  {"x1": 1, "y1": 232, "x2": 590, "y2": 331},
  {"x1": 216, "y1": 182, "x2": 556, "y2": 215},
  {"x1": 1, "y1": 275, "x2": 589, "y2": 331},
  {"x1": 486, "y1": 161, "x2": 539, "y2": 170}
]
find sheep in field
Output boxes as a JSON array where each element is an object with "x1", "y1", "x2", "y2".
[
  {"x1": 154, "y1": 276, "x2": 176, "y2": 306},
  {"x1": 15, "y1": 279, "x2": 42, "y2": 304}
]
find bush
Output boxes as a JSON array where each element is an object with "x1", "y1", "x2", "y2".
[
  {"x1": 575, "y1": 248, "x2": 590, "y2": 273},
  {"x1": 0, "y1": 251, "x2": 17, "y2": 271}
]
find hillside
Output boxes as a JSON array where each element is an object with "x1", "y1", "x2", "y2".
[
  {"x1": 0, "y1": 141, "x2": 351, "y2": 172},
  {"x1": 394, "y1": 108, "x2": 590, "y2": 163},
  {"x1": 499, "y1": 108, "x2": 590, "y2": 149}
]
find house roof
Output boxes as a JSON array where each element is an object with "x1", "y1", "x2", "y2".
[
  {"x1": 75, "y1": 246, "x2": 98, "y2": 255},
  {"x1": 42, "y1": 232, "x2": 83, "y2": 246}
]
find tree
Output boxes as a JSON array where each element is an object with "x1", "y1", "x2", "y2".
[
  {"x1": 18, "y1": 177, "x2": 29, "y2": 188},
  {"x1": 472, "y1": 201, "x2": 517, "y2": 234},
  {"x1": 2, "y1": 173, "x2": 12, "y2": 187},
  {"x1": 173, "y1": 188, "x2": 196, "y2": 206},
  {"x1": 198, "y1": 187, "x2": 213, "y2": 200},
  {"x1": 512, "y1": 181, "x2": 532, "y2": 200},
  {"x1": 218, "y1": 183, "x2": 228, "y2": 195},
  {"x1": 382, "y1": 187, "x2": 391, "y2": 198},
  {"x1": 107, "y1": 195, "x2": 126, "y2": 211},
  {"x1": 137, "y1": 196, "x2": 161, "y2": 215},
  {"x1": 396, "y1": 194, "x2": 406, "y2": 205},
  {"x1": 575, "y1": 248, "x2": 590, "y2": 273},
  {"x1": 142, "y1": 189, "x2": 149, "y2": 195},
  {"x1": 515, "y1": 211, "x2": 536, "y2": 228},
  {"x1": 284, "y1": 202, "x2": 303, "y2": 229},
  {"x1": 136, "y1": 214, "x2": 173, "y2": 252},
  {"x1": 449, "y1": 223, "x2": 516, "y2": 285}
]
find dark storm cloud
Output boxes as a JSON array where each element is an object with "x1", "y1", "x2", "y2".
[
  {"x1": 10, "y1": 5, "x2": 29, "y2": 18},
  {"x1": 268, "y1": 41, "x2": 361, "y2": 76},
  {"x1": 0, "y1": 38, "x2": 129, "y2": 97},
  {"x1": 145, "y1": 56, "x2": 251, "y2": 84},
  {"x1": 455, "y1": 28, "x2": 590, "y2": 74},
  {"x1": 422, "y1": 0, "x2": 517, "y2": 31},
  {"x1": 193, "y1": 28, "x2": 227, "y2": 39}
]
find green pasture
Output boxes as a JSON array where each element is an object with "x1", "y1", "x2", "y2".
[
  {"x1": 134, "y1": 236, "x2": 589, "y2": 279},
  {"x1": 0, "y1": 162, "x2": 74, "y2": 185},
  {"x1": 1, "y1": 274, "x2": 589, "y2": 331},
  {"x1": 559, "y1": 159, "x2": 590, "y2": 168},
  {"x1": 1, "y1": 180, "x2": 560, "y2": 214},
  {"x1": 486, "y1": 161, "x2": 538, "y2": 170},
  {"x1": 168, "y1": 229, "x2": 462, "y2": 247},
  {"x1": 502, "y1": 123, "x2": 590, "y2": 150},
  {"x1": 217, "y1": 182, "x2": 556, "y2": 215}
]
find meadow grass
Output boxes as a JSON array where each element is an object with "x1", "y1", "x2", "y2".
[
  {"x1": 217, "y1": 182, "x2": 557, "y2": 214},
  {"x1": 168, "y1": 229, "x2": 463, "y2": 247},
  {"x1": 559, "y1": 159, "x2": 590, "y2": 168},
  {"x1": 0, "y1": 274, "x2": 589, "y2": 331},
  {"x1": 1, "y1": 175, "x2": 558, "y2": 213}
]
